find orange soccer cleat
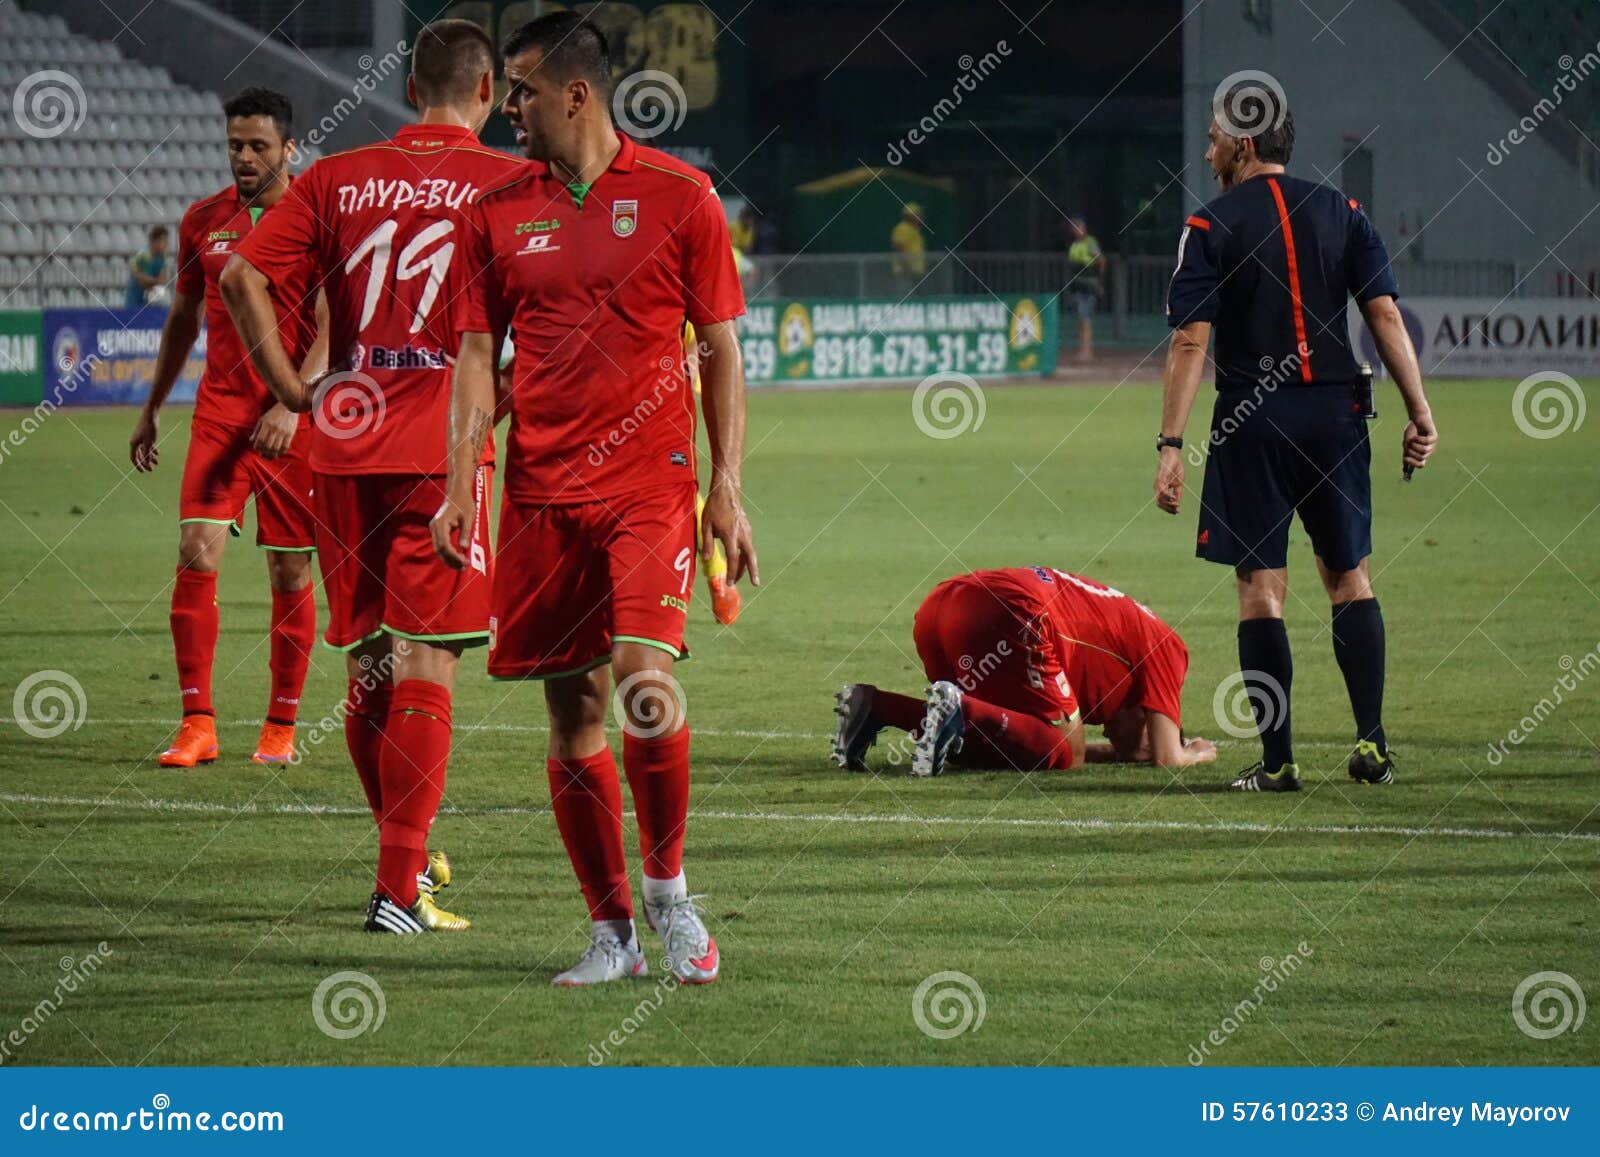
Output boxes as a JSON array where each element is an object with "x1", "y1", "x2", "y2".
[
  {"x1": 158, "y1": 715, "x2": 218, "y2": 768},
  {"x1": 251, "y1": 721, "x2": 297, "y2": 764},
  {"x1": 708, "y1": 573, "x2": 741, "y2": 626}
]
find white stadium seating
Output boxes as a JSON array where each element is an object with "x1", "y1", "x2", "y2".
[{"x1": 0, "y1": 4, "x2": 316, "y2": 308}]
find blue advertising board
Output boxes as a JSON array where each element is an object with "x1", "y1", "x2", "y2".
[{"x1": 41, "y1": 307, "x2": 205, "y2": 406}]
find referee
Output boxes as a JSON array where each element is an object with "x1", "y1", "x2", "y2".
[{"x1": 1152, "y1": 83, "x2": 1438, "y2": 792}]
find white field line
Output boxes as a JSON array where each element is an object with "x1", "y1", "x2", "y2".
[
  {"x1": 2, "y1": 791, "x2": 1597, "y2": 845},
  {"x1": 8, "y1": 718, "x2": 1600, "y2": 759}
]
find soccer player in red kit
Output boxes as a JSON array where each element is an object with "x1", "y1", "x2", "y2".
[
  {"x1": 219, "y1": 21, "x2": 527, "y2": 934},
  {"x1": 833, "y1": 568, "x2": 1218, "y2": 776},
  {"x1": 433, "y1": 13, "x2": 757, "y2": 985},
  {"x1": 129, "y1": 88, "x2": 321, "y2": 769}
]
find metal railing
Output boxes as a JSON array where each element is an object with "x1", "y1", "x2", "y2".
[{"x1": 742, "y1": 251, "x2": 1557, "y2": 345}]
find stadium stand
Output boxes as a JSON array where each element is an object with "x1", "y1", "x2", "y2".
[{"x1": 0, "y1": 4, "x2": 311, "y2": 309}]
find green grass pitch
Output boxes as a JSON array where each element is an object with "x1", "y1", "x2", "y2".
[{"x1": 0, "y1": 379, "x2": 1596, "y2": 1067}]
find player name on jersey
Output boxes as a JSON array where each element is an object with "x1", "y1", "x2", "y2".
[{"x1": 335, "y1": 177, "x2": 482, "y2": 215}]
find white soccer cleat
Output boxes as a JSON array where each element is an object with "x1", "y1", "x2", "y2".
[
  {"x1": 911, "y1": 681, "x2": 965, "y2": 777},
  {"x1": 551, "y1": 930, "x2": 649, "y2": 987},
  {"x1": 644, "y1": 895, "x2": 720, "y2": 985}
]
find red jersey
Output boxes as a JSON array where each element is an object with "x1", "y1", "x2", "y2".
[
  {"x1": 981, "y1": 567, "x2": 1189, "y2": 726},
  {"x1": 459, "y1": 132, "x2": 745, "y2": 504},
  {"x1": 234, "y1": 124, "x2": 527, "y2": 476},
  {"x1": 176, "y1": 185, "x2": 315, "y2": 431}
]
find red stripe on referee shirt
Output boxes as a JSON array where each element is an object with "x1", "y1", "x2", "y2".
[
  {"x1": 1185, "y1": 215, "x2": 1210, "y2": 231},
  {"x1": 1266, "y1": 178, "x2": 1314, "y2": 382}
]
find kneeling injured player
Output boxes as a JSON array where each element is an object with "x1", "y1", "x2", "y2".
[{"x1": 833, "y1": 567, "x2": 1217, "y2": 776}]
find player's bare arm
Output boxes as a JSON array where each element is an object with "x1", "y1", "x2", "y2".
[
  {"x1": 1359, "y1": 294, "x2": 1438, "y2": 474},
  {"x1": 217, "y1": 254, "x2": 311, "y2": 413},
  {"x1": 1153, "y1": 319, "x2": 1210, "y2": 514},
  {"x1": 697, "y1": 319, "x2": 759, "y2": 586},
  {"x1": 130, "y1": 289, "x2": 203, "y2": 472},
  {"x1": 431, "y1": 330, "x2": 496, "y2": 570},
  {"x1": 250, "y1": 291, "x2": 328, "y2": 461}
]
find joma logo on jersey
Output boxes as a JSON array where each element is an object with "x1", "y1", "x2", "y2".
[
  {"x1": 612, "y1": 199, "x2": 638, "y2": 237},
  {"x1": 370, "y1": 345, "x2": 447, "y2": 369},
  {"x1": 514, "y1": 219, "x2": 561, "y2": 234},
  {"x1": 515, "y1": 233, "x2": 560, "y2": 256},
  {"x1": 659, "y1": 593, "x2": 688, "y2": 612},
  {"x1": 206, "y1": 230, "x2": 239, "y2": 242}
]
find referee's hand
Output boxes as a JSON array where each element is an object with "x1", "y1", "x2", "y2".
[
  {"x1": 1402, "y1": 411, "x2": 1438, "y2": 474},
  {"x1": 1153, "y1": 447, "x2": 1184, "y2": 515}
]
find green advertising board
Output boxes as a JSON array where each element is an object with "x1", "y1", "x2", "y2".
[
  {"x1": 738, "y1": 296, "x2": 1057, "y2": 386},
  {"x1": 0, "y1": 310, "x2": 42, "y2": 405}
]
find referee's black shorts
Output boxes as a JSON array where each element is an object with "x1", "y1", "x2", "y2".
[{"x1": 1195, "y1": 383, "x2": 1372, "y2": 573}]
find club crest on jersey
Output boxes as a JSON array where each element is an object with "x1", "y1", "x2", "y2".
[{"x1": 612, "y1": 199, "x2": 638, "y2": 238}]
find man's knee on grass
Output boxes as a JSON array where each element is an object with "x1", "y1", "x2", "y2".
[{"x1": 177, "y1": 521, "x2": 229, "y2": 572}]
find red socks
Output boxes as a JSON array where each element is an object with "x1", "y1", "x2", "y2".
[
  {"x1": 547, "y1": 749, "x2": 633, "y2": 920},
  {"x1": 961, "y1": 696, "x2": 1077, "y2": 771},
  {"x1": 343, "y1": 679, "x2": 391, "y2": 824},
  {"x1": 622, "y1": 727, "x2": 691, "y2": 881},
  {"x1": 868, "y1": 687, "x2": 927, "y2": 732},
  {"x1": 376, "y1": 680, "x2": 453, "y2": 906},
  {"x1": 169, "y1": 567, "x2": 219, "y2": 717},
  {"x1": 267, "y1": 584, "x2": 315, "y2": 725}
]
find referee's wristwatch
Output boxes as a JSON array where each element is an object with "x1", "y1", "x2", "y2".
[{"x1": 1156, "y1": 434, "x2": 1184, "y2": 453}]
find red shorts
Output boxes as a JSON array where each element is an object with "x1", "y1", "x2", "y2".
[
  {"x1": 488, "y1": 482, "x2": 697, "y2": 679},
  {"x1": 314, "y1": 469, "x2": 493, "y2": 651},
  {"x1": 912, "y1": 577, "x2": 1078, "y2": 723},
  {"x1": 178, "y1": 420, "x2": 316, "y2": 550}
]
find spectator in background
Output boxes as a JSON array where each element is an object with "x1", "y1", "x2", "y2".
[
  {"x1": 755, "y1": 212, "x2": 779, "y2": 255},
  {"x1": 1066, "y1": 215, "x2": 1106, "y2": 363},
  {"x1": 126, "y1": 225, "x2": 170, "y2": 309},
  {"x1": 891, "y1": 202, "x2": 927, "y2": 288},
  {"x1": 729, "y1": 204, "x2": 757, "y2": 253}
]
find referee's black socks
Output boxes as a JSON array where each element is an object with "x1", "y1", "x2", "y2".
[
  {"x1": 1331, "y1": 597, "x2": 1387, "y2": 752},
  {"x1": 1237, "y1": 617, "x2": 1295, "y2": 772}
]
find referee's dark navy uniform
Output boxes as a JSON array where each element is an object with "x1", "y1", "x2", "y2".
[{"x1": 1167, "y1": 173, "x2": 1398, "y2": 572}]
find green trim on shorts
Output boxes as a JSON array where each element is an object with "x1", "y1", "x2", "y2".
[
  {"x1": 612, "y1": 635, "x2": 688, "y2": 660},
  {"x1": 180, "y1": 516, "x2": 242, "y2": 538},
  {"x1": 259, "y1": 543, "x2": 317, "y2": 553},
  {"x1": 488, "y1": 653, "x2": 612, "y2": 682},
  {"x1": 321, "y1": 627, "x2": 388, "y2": 654},
  {"x1": 383, "y1": 624, "x2": 490, "y2": 648}
]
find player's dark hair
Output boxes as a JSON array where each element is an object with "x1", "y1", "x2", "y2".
[
  {"x1": 411, "y1": 18, "x2": 495, "y2": 106},
  {"x1": 500, "y1": 12, "x2": 613, "y2": 103},
  {"x1": 1218, "y1": 82, "x2": 1294, "y2": 164},
  {"x1": 148, "y1": 224, "x2": 169, "y2": 241},
  {"x1": 223, "y1": 86, "x2": 293, "y2": 141}
]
